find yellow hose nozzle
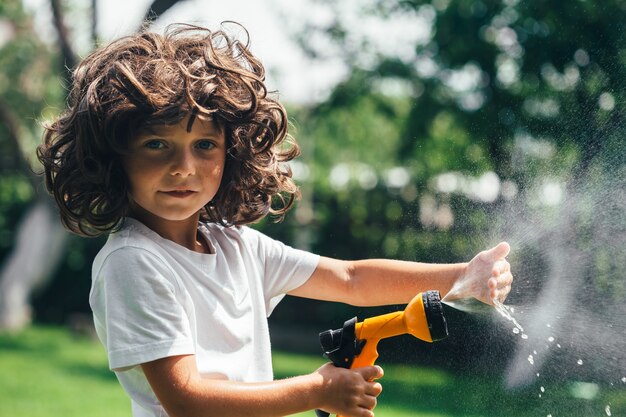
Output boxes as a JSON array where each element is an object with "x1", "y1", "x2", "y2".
[{"x1": 315, "y1": 291, "x2": 448, "y2": 417}]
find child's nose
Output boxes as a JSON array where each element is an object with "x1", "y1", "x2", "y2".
[{"x1": 170, "y1": 149, "x2": 195, "y2": 176}]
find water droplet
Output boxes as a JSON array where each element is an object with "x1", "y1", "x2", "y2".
[
  {"x1": 522, "y1": 333, "x2": 529, "y2": 339},
  {"x1": 621, "y1": 377, "x2": 626, "y2": 383},
  {"x1": 540, "y1": 386, "x2": 545, "y2": 392},
  {"x1": 546, "y1": 323, "x2": 551, "y2": 328},
  {"x1": 577, "y1": 359, "x2": 584, "y2": 365},
  {"x1": 513, "y1": 328, "x2": 520, "y2": 334},
  {"x1": 547, "y1": 414, "x2": 552, "y2": 417},
  {"x1": 533, "y1": 350, "x2": 538, "y2": 354},
  {"x1": 528, "y1": 355, "x2": 534, "y2": 365},
  {"x1": 548, "y1": 336, "x2": 555, "y2": 342},
  {"x1": 537, "y1": 373, "x2": 540, "y2": 377},
  {"x1": 557, "y1": 343, "x2": 561, "y2": 348},
  {"x1": 493, "y1": 300, "x2": 525, "y2": 333},
  {"x1": 605, "y1": 405, "x2": 612, "y2": 416},
  {"x1": 539, "y1": 394, "x2": 542, "y2": 398}
]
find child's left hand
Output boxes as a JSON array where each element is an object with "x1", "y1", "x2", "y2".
[{"x1": 451, "y1": 242, "x2": 512, "y2": 305}]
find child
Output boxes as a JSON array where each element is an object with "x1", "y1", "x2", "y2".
[{"x1": 37, "y1": 24, "x2": 512, "y2": 417}]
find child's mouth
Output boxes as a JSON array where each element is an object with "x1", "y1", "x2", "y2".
[{"x1": 162, "y1": 190, "x2": 196, "y2": 198}]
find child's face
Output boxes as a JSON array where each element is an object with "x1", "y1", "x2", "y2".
[{"x1": 123, "y1": 115, "x2": 226, "y2": 223}]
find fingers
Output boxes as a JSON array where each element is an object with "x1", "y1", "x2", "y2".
[
  {"x1": 483, "y1": 241, "x2": 510, "y2": 261},
  {"x1": 490, "y1": 270, "x2": 513, "y2": 302},
  {"x1": 493, "y1": 259, "x2": 512, "y2": 287},
  {"x1": 354, "y1": 367, "x2": 383, "y2": 415},
  {"x1": 318, "y1": 365, "x2": 384, "y2": 417},
  {"x1": 492, "y1": 258, "x2": 510, "y2": 278},
  {"x1": 356, "y1": 366, "x2": 383, "y2": 410},
  {"x1": 487, "y1": 253, "x2": 513, "y2": 301},
  {"x1": 357, "y1": 365, "x2": 384, "y2": 382},
  {"x1": 358, "y1": 389, "x2": 379, "y2": 410}
]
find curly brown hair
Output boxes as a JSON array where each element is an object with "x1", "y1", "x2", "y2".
[{"x1": 37, "y1": 23, "x2": 300, "y2": 237}]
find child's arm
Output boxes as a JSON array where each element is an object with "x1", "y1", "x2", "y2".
[
  {"x1": 290, "y1": 242, "x2": 512, "y2": 306},
  {"x1": 141, "y1": 354, "x2": 383, "y2": 417}
]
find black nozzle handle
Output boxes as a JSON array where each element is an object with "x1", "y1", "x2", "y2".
[
  {"x1": 319, "y1": 317, "x2": 360, "y2": 369},
  {"x1": 315, "y1": 317, "x2": 364, "y2": 417}
]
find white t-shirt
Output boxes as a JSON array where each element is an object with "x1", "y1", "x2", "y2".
[{"x1": 89, "y1": 218, "x2": 319, "y2": 417}]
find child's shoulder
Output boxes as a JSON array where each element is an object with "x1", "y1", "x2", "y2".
[{"x1": 92, "y1": 218, "x2": 169, "y2": 269}]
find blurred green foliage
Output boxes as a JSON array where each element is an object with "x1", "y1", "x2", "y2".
[
  {"x1": 0, "y1": 1, "x2": 624, "y2": 370},
  {"x1": 262, "y1": 0, "x2": 626, "y2": 379}
]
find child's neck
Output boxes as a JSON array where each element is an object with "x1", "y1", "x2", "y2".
[{"x1": 128, "y1": 206, "x2": 211, "y2": 254}]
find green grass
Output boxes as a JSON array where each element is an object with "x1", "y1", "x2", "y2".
[
  {"x1": 1, "y1": 326, "x2": 624, "y2": 416},
  {"x1": 0, "y1": 326, "x2": 129, "y2": 416},
  {"x1": 273, "y1": 351, "x2": 626, "y2": 417}
]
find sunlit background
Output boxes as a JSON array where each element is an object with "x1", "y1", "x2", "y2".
[{"x1": 1, "y1": 0, "x2": 625, "y2": 416}]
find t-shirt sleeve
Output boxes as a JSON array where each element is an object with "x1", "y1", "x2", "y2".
[
  {"x1": 90, "y1": 247, "x2": 195, "y2": 372},
  {"x1": 245, "y1": 228, "x2": 320, "y2": 315}
]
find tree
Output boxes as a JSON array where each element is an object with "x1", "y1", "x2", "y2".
[
  {"x1": 283, "y1": 0, "x2": 626, "y2": 384},
  {"x1": 0, "y1": 0, "x2": 186, "y2": 329},
  {"x1": 0, "y1": 0, "x2": 68, "y2": 329}
]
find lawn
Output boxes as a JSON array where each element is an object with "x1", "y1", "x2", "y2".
[{"x1": 0, "y1": 326, "x2": 623, "y2": 416}]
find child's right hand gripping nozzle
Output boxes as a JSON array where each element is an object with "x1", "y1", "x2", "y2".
[{"x1": 315, "y1": 291, "x2": 448, "y2": 417}]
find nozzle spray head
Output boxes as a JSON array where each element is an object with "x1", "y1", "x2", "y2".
[
  {"x1": 376, "y1": 289, "x2": 449, "y2": 343},
  {"x1": 418, "y1": 290, "x2": 449, "y2": 342}
]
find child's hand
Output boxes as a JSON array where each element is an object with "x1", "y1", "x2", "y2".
[
  {"x1": 451, "y1": 242, "x2": 512, "y2": 305},
  {"x1": 314, "y1": 362, "x2": 383, "y2": 417}
]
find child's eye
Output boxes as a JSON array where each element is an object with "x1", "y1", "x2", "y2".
[
  {"x1": 196, "y1": 140, "x2": 216, "y2": 150},
  {"x1": 145, "y1": 140, "x2": 166, "y2": 149}
]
